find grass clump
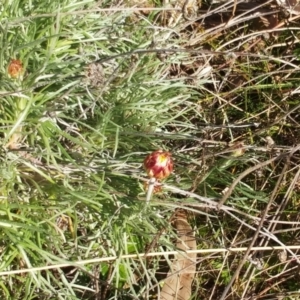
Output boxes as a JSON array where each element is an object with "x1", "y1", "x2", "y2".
[{"x1": 1, "y1": 0, "x2": 300, "y2": 299}]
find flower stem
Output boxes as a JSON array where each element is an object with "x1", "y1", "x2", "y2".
[{"x1": 146, "y1": 177, "x2": 156, "y2": 204}]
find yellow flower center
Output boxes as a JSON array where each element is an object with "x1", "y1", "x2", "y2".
[{"x1": 157, "y1": 154, "x2": 168, "y2": 166}]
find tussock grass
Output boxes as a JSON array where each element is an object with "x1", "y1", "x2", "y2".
[{"x1": 1, "y1": 0, "x2": 300, "y2": 299}]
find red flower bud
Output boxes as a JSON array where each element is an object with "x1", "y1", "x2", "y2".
[
  {"x1": 144, "y1": 150, "x2": 173, "y2": 180},
  {"x1": 8, "y1": 59, "x2": 23, "y2": 78}
]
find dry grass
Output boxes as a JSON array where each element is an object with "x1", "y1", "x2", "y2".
[{"x1": 1, "y1": 0, "x2": 300, "y2": 299}]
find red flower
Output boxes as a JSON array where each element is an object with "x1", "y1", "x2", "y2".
[
  {"x1": 8, "y1": 59, "x2": 23, "y2": 78},
  {"x1": 144, "y1": 150, "x2": 173, "y2": 180}
]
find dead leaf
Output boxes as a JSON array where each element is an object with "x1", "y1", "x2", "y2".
[{"x1": 160, "y1": 209, "x2": 196, "y2": 300}]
